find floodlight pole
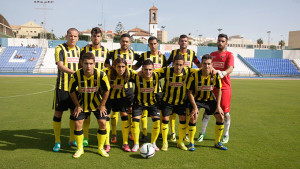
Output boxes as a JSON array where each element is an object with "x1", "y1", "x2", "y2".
[{"x1": 34, "y1": 1, "x2": 54, "y2": 39}]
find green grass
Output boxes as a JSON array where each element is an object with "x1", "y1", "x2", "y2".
[{"x1": 0, "y1": 77, "x2": 300, "y2": 169}]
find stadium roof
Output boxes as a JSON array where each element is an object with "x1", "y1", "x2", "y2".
[{"x1": 0, "y1": 14, "x2": 14, "y2": 38}]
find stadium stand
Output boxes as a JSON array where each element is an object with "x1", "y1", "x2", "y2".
[
  {"x1": 244, "y1": 58, "x2": 300, "y2": 76},
  {"x1": 0, "y1": 46, "x2": 42, "y2": 72},
  {"x1": 231, "y1": 55, "x2": 256, "y2": 76},
  {"x1": 35, "y1": 48, "x2": 57, "y2": 73}
]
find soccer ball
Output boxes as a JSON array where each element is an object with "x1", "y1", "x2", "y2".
[{"x1": 139, "y1": 143, "x2": 155, "y2": 159}]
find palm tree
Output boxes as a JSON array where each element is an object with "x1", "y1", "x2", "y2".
[
  {"x1": 279, "y1": 40, "x2": 285, "y2": 50},
  {"x1": 257, "y1": 38, "x2": 263, "y2": 49}
]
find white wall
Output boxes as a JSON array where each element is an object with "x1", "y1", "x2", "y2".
[
  {"x1": 283, "y1": 50, "x2": 300, "y2": 59},
  {"x1": 7, "y1": 38, "x2": 48, "y2": 48},
  {"x1": 227, "y1": 47, "x2": 255, "y2": 58}
]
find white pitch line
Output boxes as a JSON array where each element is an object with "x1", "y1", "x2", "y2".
[{"x1": 0, "y1": 85, "x2": 55, "y2": 99}]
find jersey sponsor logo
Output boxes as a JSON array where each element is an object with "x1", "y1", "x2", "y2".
[
  {"x1": 213, "y1": 62, "x2": 224, "y2": 68},
  {"x1": 184, "y1": 61, "x2": 191, "y2": 66},
  {"x1": 197, "y1": 85, "x2": 214, "y2": 91},
  {"x1": 169, "y1": 82, "x2": 184, "y2": 87},
  {"x1": 95, "y1": 57, "x2": 105, "y2": 63},
  {"x1": 111, "y1": 84, "x2": 124, "y2": 89},
  {"x1": 140, "y1": 87, "x2": 155, "y2": 93},
  {"x1": 67, "y1": 57, "x2": 79, "y2": 63},
  {"x1": 154, "y1": 63, "x2": 162, "y2": 69},
  {"x1": 82, "y1": 87, "x2": 97, "y2": 93},
  {"x1": 126, "y1": 59, "x2": 133, "y2": 65}
]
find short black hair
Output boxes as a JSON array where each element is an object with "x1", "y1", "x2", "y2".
[
  {"x1": 91, "y1": 27, "x2": 102, "y2": 36},
  {"x1": 148, "y1": 36, "x2": 158, "y2": 43},
  {"x1": 142, "y1": 59, "x2": 154, "y2": 67},
  {"x1": 81, "y1": 52, "x2": 95, "y2": 62},
  {"x1": 121, "y1": 33, "x2": 131, "y2": 39},
  {"x1": 201, "y1": 54, "x2": 213, "y2": 62},
  {"x1": 173, "y1": 53, "x2": 185, "y2": 62},
  {"x1": 218, "y1": 33, "x2": 228, "y2": 41},
  {"x1": 179, "y1": 34, "x2": 188, "y2": 41}
]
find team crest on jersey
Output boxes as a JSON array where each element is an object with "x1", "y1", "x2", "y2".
[
  {"x1": 187, "y1": 54, "x2": 190, "y2": 60},
  {"x1": 211, "y1": 77, "x2": 214, "y2": 84},
  {"x1": 222, "y1": 55, "x2": 225, "y2": 58}
]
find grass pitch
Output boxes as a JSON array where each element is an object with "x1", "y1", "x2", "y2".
[{"x1": 0, "y1": 77, "x2": 299, "y2": 169}]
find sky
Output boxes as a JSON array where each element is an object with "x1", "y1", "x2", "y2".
[{"x1": 1, "y1": 0, "x2": 300, "y2": 43}]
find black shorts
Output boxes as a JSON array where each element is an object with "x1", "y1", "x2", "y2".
[
  {"x1": 161, "y1": 101, "x2": 186, "y2": 117},
  {"x1": 53, "y1": 89, "x2": 75, "y2": 111},
  {"x1": 155, "y1": 92, "x2": 162, "y2": 109},
  {"x1": 190, "y1": 100, "x2": 217, "y2": 115},
  {"x1": 106, "y1": 98, "x2": 128, "y2": 113},
  {"x1": 125, "y1": 88, "x2": 134, "y2": 107},
  {"x1": 74, "y1": 110, "x2": 107, "y2": 121},
  {"x1": 132, "y1": 104, "x2": 160, "y2": 117}
]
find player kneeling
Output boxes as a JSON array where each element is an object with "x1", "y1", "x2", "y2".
[
  {"x1": 187, "y1": 54, "x2": 228, "y2": 151},
  {"x1": 130, "y1": 60, "x2": 161, "y2": 152},
  {"x1": 69, "y1": 52, "x2": 111, "y2": 158}
]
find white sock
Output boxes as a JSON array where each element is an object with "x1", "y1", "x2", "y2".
[
  {"x1": 201, "y1": 114, "x2": 210, "y2": 134},
  {"x1": 224, "y1": 113, "x2": 231, "y2": 136}
]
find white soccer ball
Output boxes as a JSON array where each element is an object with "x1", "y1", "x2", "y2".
[{"x1": 139, "y1": 143, "x2": 155, "y2": 159}]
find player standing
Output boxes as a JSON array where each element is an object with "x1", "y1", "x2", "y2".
[
  {"x1": 156, "y1": 54, "x2": 194, "y2": 151},
  {"x1": 105, "y1": 33, "x2": 140, "y2": 144},
  {"x1": 80, "y1": 27, "x2": 110, "y2": 147},
  {"x1": 132, "y1": 36, "x2": 167, "y2": 143},
  {"x1": 69, "y1": 52, "x2": 111, "y2": 158},
  {"x1": 166, "y1": 34, "x2": 201, "y2": 143},
  {"x1": 131, "y1": 60, "x2": 161, "y2": 152},
  {"x1": 187, "y1": 54, "x2": 227, "y2": 151},
  {"x1": 103, "y1": 58, "x2": 136, "y2": 152},
  {"x1": 197, "y1": 34, "x2": 234, "y2": 144},
  {"x1": 52, "y1": 28, "x2": 80, "y2": 152}
]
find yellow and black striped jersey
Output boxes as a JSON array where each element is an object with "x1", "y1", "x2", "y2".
[
  {"x1": 69, "y1": 69, "x2": 110, "y2": 112},
  {"x1": 80, "y1": 46, "x2": 109, "y2": 69},
  {"x1": 55, "y1": 43, "x2": 80, "y2": 91},
  {"x1": 134, "y1": 51, "x2": 167, "y2": 69},
  {"x1": 187, "y1": 70, "x2": 222, "y2": 102},
  {"x1": 102, "y1": 68, "x2": 136, "y2": 99},
  {"x1": 105, "y1": 49, "x2": 140, "y2": 69},
  {"x1": 155, "y1": 66, "x2": 195, "y2": 105},
  {"x1": 130, "y1": 72, "x2": 159, "y2": 106},
  {"x1": 166, "y1": 49, "x2": 200, "y2": 68}
]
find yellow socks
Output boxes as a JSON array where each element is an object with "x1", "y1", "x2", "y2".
[
  {"x1": 131, "y1": 119, "x2": 140, "y2": 145},
  {"x1": 161, "y1": 120, "x2": 169, "y2": 144},
  {"x1": 105, "y1": 118, "x2": 110, "y2": 146},
  {"x1": 151, "y1": 118, "x2": 160, "y2": 143},
  {"x1": 178, "y1": 122, "x2": 186, "y2": 143},
  {"x1": 97, "y1": 129, "x2": 107, "y2": 149},
  {"x1": 141, "y1": 110, "x2": 148, "y2": 136},
  {"x1": 111, "y1": 111, "x2": 119, "y2": 136},
  {"x1": 53, "y1": 116, "x2": 61, "y2": 143},
  {"x1": 74, "y1": 130, "x2": 84, "y2": 150},
  {"x1": 188, "y1": 123, "x2": 196, "y2": 144},
  {"x1": 170, "y1": 113, "x2": 176, "y2": 134},
  {"x1": 121, "y1": 116, "x2": 130, "y2": 145},
  {"x1": 215, "y1": 122, "x2": 224, "y2": 144}
]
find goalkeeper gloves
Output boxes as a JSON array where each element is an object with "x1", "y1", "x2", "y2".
[{"x1": 217, "y1": 70, "x2": 227, "y2": 78}]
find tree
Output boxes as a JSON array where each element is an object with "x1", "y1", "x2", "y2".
[
  {"x1": 207, "y1": 42, "x2": 217, "y2": 47},
  {"x1": 115, "y1": 21, "x2": 124, "y2": 35},
  {"x1": 279, "y1": 40, "x2": 285, "y2": 50},
  {"x1": 257, "y1": 38, "x2": 263, "y2": 49},
  {"x1": 270, "y1": 45, "x2": 277, "y2": 50},
  {"x1": 167, "y1": 37, "x2": 179, "y2": 44},
  {"x1": 113, "y1": 35, "x2": 121, "y2": 43}
]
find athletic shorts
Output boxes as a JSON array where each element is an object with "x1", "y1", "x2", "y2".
[
  {"x1": 132, "y1": 104, "x2": 160, "y2": 117},
  {"x1": 125, "y1": 88, "x2": 134, "y2": 107},
  {"x1": 161, "y1": 101, "x2": 186, "y2": 117},
  {"x1": 53, "y1": 89, "x2": 75, "y2": 111},
  {"x1": 191, "y1": 100, "x2": 217, "y2": 115},
  {"x1": 155, "y1": 92, "x2": 162, "y2": 109},
  {"x1": 213, "y1": 88, "x2": 231, "y2": 113},
  {"x1": 106, "y1": 98, "x2": 128, "y2": 113},
  {"x1": 74, "y1": 110, "x2": 107, "y2": 121}
]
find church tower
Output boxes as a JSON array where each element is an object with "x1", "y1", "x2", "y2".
[{"x1": 149, "y1": 6, "x2": 158, "y2": 37}]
